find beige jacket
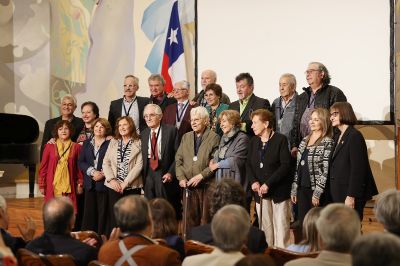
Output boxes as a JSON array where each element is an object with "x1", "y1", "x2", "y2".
[{"x1": 102, "y1": 138, "x2": 143, "y2": 189}]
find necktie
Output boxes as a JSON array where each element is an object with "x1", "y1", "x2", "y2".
[
  {"x1": 150, "y1": 131, "x2": 159, "y2": 170},
  {"x1": 178, "y1": 103, "x2": 183, "y2": 114}
]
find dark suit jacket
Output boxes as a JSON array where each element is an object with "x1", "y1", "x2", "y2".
[
  {"x1": 150, "y1": 92, "x2": 176, "y2": 112},
  {"x1": 78, "y1": 139, "x2": 110, "y2": 191},
  {"x1": 330, "y1": 126, "x2": 378, "y2": 202},
  {"x1": 26, "y1": 232, "x2": 97, "y2": 266},
  {"x1": 40, "y1": 115, "x2": 84, "y2": 159},
  {"x1": 229, "y1": 94, "x2": 270, "y2": 136},
  {"x1": 188, "y1": 223, "x2": 267, "y2": 254},
  {"x1": 1, "y1": 228, "x2": 26, "y2": 255},
  {"x1": 108, "y1": 96, "x2": 150, "y2": 133},
  {"x1": 162, "y1": 102, "x2": 197, "y2": 142}
]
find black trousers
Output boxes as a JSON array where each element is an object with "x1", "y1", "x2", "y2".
[{"x1": 81, "y1": 189, "x2": 108, "y2": 235}]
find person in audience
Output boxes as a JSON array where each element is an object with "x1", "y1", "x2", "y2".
[
  {"x1": 148, "y1": 74, "x2": 176, "y2": 111},
  {"x1": 329, "y1": 102, "x2": 378, "y2": 220},
  {"x1": 26, "y1": 197, "x2": 97, "y2": 266},
  {"x1": 162, "y1": 80, "x2": 197, "y2": 142},
  {"x1": 286, "y1": 207, "x2": 321, "y2": 253},
  {"x1": 351, "y1": 232, "x2": 400, "y2": 266},
  {"x1": 192, "y1": 69, "x2": 230, "y2": 107},
  {"x1": 229, "y1": 72, "x2": 270, "y2": 137},
  {"x1": 76, "y1": 101, "x2": 99, "y2": 144},
  {"x1": 0, "y1": 233, "x2": 17, "y2": 266},
  {"x1": 78, "y1": 118, "x2": 112, "y2": 235},
  {"x1": 41, "y1": 94, "x2": 84, "y2": 159},
  {"x1": 176, "y1": 107, "x2": 220, "y2": 229},
  {"x1": 286, "y1": 203, "x2": 360, "y2": 266},
  {"x1": 247, "y1": 109, "x2": 292, "y2": 248},
  {"x1": 0, "y1": 195, "x2": 36, "y2": 255},
  {"x1": 291, "y1": 62, "x2": 346, "y2": 157},
  {"x1": 39, "y1": 120, "x2": 83, "y2": 212},
  {"x1": 291, "y1": 108, "x2": 333, "y2": 226},
  {"x1": 98, "y1": 195, "x2": 181, "y2": 266},
  {"x1": 149, "y1": 198, "x2": 185, "y2": 260},
  {"x1": 183, "y1": 205, "x2": 250, "y2": 266},
  {"x1": 204, "y1": 83, "x2": 229, "y2": 135},
  {"x1": 235, "y1": 254, "x2": 276, "y2": 266},
  {"x1": 374, "y1": 189, "x2": 400, "y2": 236},
  {"x1": 209, "y1": 110, "x2": 248, "y2": 187},
  {"x1": 189, "y1": 179, "x2": 267, "y2": 254},
  {"x1": 108, "y1": 75, "x2": 150, "y2": 133},
  {"x1": 271, "y1": 73, "x2": 298, "y2": 153},
  {"x1": 141, "y1": 104, "x2": 181, "y2": 219},
  {"x1": 103, "y1": 116, "x2": 143, "y2": 233}
]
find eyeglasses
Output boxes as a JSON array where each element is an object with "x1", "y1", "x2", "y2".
[
  {"x1": 330, "y1": 111, "x2": 339, "y2": 117},
  {"x1": 304, "y1": 69, "x2": 320, "y2": 75},
  {"x1": 124, "y1": 84, "x2": 137, "y2": 89},
  {"x1": 144, "y1": 114, "x2": 158, "y2": 119},
  {"x1": 173, "y1": 88, "x2": 188, "y2": 92}
]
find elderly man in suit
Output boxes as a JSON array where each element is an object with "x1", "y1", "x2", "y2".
[
  {"x1": 141, "y1": 103, "x2": 181, "y2": 218},
  {"x1": 229, "y1": 72, "x2": 270, "y2": 137},
  {"x1": 148, "y1": 74, "x2": 176, "y2": 111},
  {"x1": 99, "y1": 195, "x2": 181, "y2": 266},
  {"x1": 286, "y1": 203, "x2": 360, "y2": 266},
  {"x1": 108, "y1": 75, "x2": 150, "y2": 134},
  {"x1": 162, "y1": 80, "x2": 197, "y2": 142}
]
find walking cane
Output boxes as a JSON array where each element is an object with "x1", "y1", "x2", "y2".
[
  {"x1": 183, "y1": 187, "x2": 189, "y2": 241},
  {"x1": 259, "y1": 195, "x2": 263, "y2": 231}
]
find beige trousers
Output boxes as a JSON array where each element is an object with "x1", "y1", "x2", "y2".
[{"x1": 256, "y1": 198, "x2": 291, "y2": 248}]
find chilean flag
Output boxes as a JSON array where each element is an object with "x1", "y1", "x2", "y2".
[{"x1": 161, "y1": 0, "x2": 187, "y2": 94}]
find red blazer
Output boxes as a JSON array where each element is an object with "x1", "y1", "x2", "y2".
[
  {"x1": 39, "y1": 143, "x2": 83, "y2": 212},
  {"x1": 162, "y1": 102, "x2": 197, "y2": 141}
]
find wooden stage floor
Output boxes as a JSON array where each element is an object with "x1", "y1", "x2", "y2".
[{"x1": 5, "y1": 197, "x2": 384, "y2": 240}]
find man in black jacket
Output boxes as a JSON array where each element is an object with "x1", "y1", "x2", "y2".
[
  {"x1": 108, "y1": 74, "x2": 150, "y2": 134},
  {"x1": 290, "y1": 62, "x2": 347, "y2": 157}
]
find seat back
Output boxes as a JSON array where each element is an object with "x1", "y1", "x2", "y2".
[
  {"x1": 265, "y1": 247, "x2": 319, "y2": 266},
  {"x1": 18, "y1": 248, "x2": 76, "y2": 266},
  {"x1": 184, "y1": 240, "x2": 214, "y2": 256}
]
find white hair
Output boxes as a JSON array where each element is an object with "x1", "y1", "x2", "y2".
[{"x1": 0, "y1": 195, "x2": 7, "y2": 211}]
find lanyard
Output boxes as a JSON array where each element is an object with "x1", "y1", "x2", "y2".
[
  {"x1": 258, "y1": 131, "x2": 273, "y2": 164},
  {"x1": 176, "y1": 101, "x2": 189, "y2": 122},
  {"x1": 92, "y1": 139, "x2": 105, "y2": 160},
  {"x1": 58, "y1": 142, "x2": 72, "y2": 159},
  {"x1": 123, "y1": 97, "x2": 137, "y2": 116},
  {"x1": 119, "y1": 139, "x2": 132, "y2": 163},
  {"x1": 193, "y1": 132, "x2": 203, "y2": 157},
  {"x1": 150, "y1": 128, "x2": 160, "y2": 160},
  {"x1": 279, "y1": 97, "x2": 293, "y2": 119}
]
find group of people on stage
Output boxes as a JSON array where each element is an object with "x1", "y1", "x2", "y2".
[{"x1": 37, "y1": 61, "x2": 378, "y2": 252}]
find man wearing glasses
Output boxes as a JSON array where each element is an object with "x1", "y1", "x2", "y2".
[
  {"x1": 108, "y1": 75, "x2": 150, "y2": 134},
  {"x1": 162, "y1": 80, "x2": 198, "y2": 142},
  {"x1": 290, "y1": 62, "x2": 347, "y2": 157}
]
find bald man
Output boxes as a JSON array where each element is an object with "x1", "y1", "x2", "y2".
[{"x1": 193, "y1": 70, "x2": 231, "y2": 107}]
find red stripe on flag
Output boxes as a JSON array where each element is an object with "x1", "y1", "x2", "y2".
[{"x1": 161, "y1": 53, "x2": 173, "y2": 93}]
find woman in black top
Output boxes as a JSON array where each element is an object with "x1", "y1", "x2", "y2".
[{"x1": 246, "y1": 109, "x2": 292, "y2": 248}]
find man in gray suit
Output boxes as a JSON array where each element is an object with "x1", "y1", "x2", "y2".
[
  {"x1": 141, "y1": 103, "x2": 181, "y2": 218},
  {"x1": 285, "y1": 203, "x2": 360, "y2": 266}
]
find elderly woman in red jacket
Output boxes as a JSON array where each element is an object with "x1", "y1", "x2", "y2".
[{"x1": 39, "y1": 120, "x2": 83, "y2": 212}]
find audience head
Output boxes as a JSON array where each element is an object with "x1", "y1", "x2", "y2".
[
  {"x1": 173, "y1": 80, "x2": 190, "y2": 101},
  {"x1": 81, "y1": 101, "x2": 99, "y2": 126},
  {"x1": 208, "y1": 179, "x2": 246, "y2": 218},
  {"x1": 148, "y1": 74, "x2": 165, "y2": 97},
  {"x1": 204, "y1": 83, "x2": 223, "y2": 107},
  {"x1": 211, "y1": 204, "x2": 250, "y2": 252},
  {"x1": 143, "y1": 104, "x2": 163, "y2": 129},
  {"x1": 375, "y1": 189, "x2": 400, "y2": 235},
  {"x1": 235, "y1": 254, "x2": 276, "y2": 266},
  {"x1": 351, "y1": 232, "x2": 400, "y2": 266},
  {"x1": 114, "y1": 195, "x2": 152, "y2": 235},
  {"x1": 149, "y1": 198, "x2": 178, "y2": 239},
  {"x1": 330, "y1": 102, "x2": 357, "y2": 127},
  {"x1": 251, "y1": 109, "x2": 274, "y2": 137},
  {"x1": 190, "y1": 106, "x2": 209, "y2": 134},
  {"x1": 316, "y1": 203, "x2": 360, "y2": 253},
  {"x1": 301, "y1": 207, "x2": 322, "y2": 252},
  {"x1": 219, "y1": 110, "x2": 241, "y2": 135},
  {"x1": 235, "y1": 73, "x2": 254, "y2": 101},
  {"x1": 52, "y1": 120, "x2": 74, "y2": 140},
  {"x1": 92, "y1": 118, "x2": 112, "y2": 138},
  {"x1": 114, "y1": 116, "x2": 139, "y2": 140},
  {"x1": 43, "y1": 197, "x2": 74, "y2": 234},
  {"x1": 60, "y1": 94, "x2": 77, "y2": 117},
  {"x1": 0, "y1": 195, "x2": 9, "y2": 230},
  {"x1": 123, "y1": 74, "x2": 139, "y2": 100},
  {"x1": 201, "y1": 70, "x2": 217, "y2": 90},
  {"x1": 306, "y1": 62, "x2": 331, "y2": 88},
  {"x1": 279, "y1": 73, "x2": 296, "y2": 99},
  {"x1": 310, "y1": 108, "x2": 332, "y2": 139}
]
